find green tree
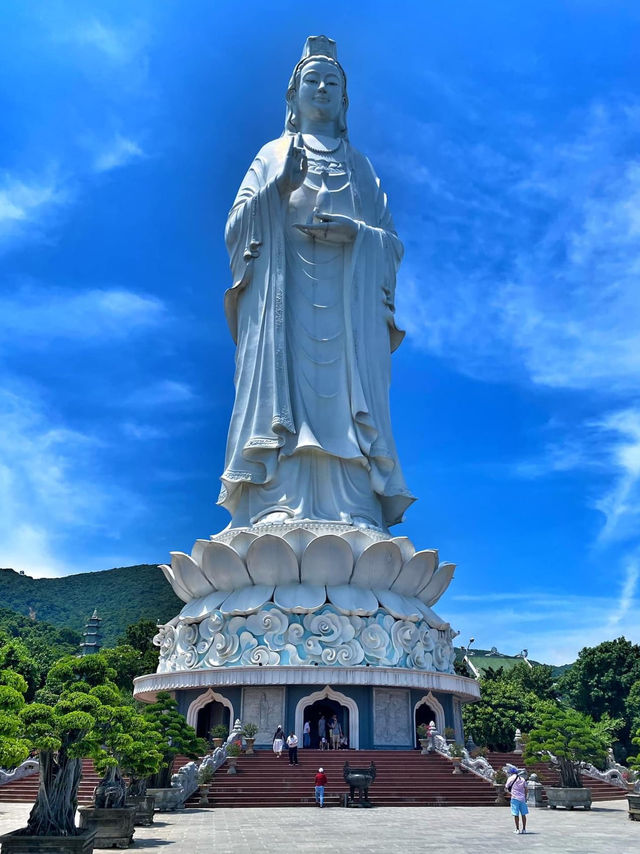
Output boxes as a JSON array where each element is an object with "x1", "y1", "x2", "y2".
[
  {"x1": 557, "y1": 637, "x2": 640, "y2": 756},
  {"x1": 506, "y1": 661, "x2": 556, "y2": 702},
  {"x1": 142, "y1": 691, "x2": 207, "y2": 788},
  {"x1": 0, "y1": 638, "x2": 39, "y2": 701},
  {"x1": 625, "y1": 680, "x2": 640, "y2": 735},
  {"x1": 0, "y1": 669, "x2": 30, "y2": 770},
  {"x1": 462, "y1": 678, "x2": 553, "y2": 751},
  {"x1": 117, "y1": 618, "x2": 160, "y2": 674},
  {"x1": 524, "y1": 706, "x2": 608, "y2": 788}
]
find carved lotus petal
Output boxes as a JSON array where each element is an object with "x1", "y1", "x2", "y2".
[
  {"x1": 178, "y1": 591, "x2": 228, "y2": 621},
  {"x1": 390, "y1": 536, "x2": 415, "y2": 563},
  {"x1": 351, "y1": 541, "x2": 402, "y2": 590},
  {"x1": 201, "y1": 541, "x2": 251, "y2": 591},
  {"x1": 375, "y1": 589, "x2": 421, "y2": 621},
  {"x1": 301, "y1": 535, "x2": 353, "y2": 586},
  {"x1": 391, "y1": 549, "x2": 438, "y2": 596},
  {"x1": 246, "y1": 535, "x2": 299, "y2": 586},
  {"x1": 418, "y1": 562, "x2": 456, "y2": 606},
  {"x1": 273, "y1": 584, "x2": 326, "y2": 613},
  {"x1": 171, "y1": 551, "x2": 214, "y2": 598},
  {"x1": 191, "y1": 539, "x2": 211, "y2": 566},
  {"x1": 282, "y1": 526, "x2": 317, "y2": 561},
  {"x1": 327, "y1": 585, "x2": 379, "y2": 616},
  {"x1": 340, "y1": 529, "x2": 375, "y2": 561},
  {"x1": 226, "y1": 531, "x2": 257, "y2": 561},
  {"x1": 414, "y1": 600, "x2": 450, "y2": 630},
  {"x1": 219, "y1": 585, "x2": 274, "y2": 616},
  {"x1": 159, "y1": 563, "x2": 192, "y2": 604}
]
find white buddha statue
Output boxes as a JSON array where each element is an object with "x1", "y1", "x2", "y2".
[{"x1": 219, "y1": 35, "x2": 415, "y2": 532}]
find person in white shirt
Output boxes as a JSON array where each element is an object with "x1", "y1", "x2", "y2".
[{"x1": 287, "y1": 732, "x2": 299, "y2": 765}]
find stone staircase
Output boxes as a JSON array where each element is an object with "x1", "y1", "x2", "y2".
[
  {"x1": 486, "y1": 752, "x2": 627, "y2": 802},
  {"x1": 0, "y1": 759, "x2": 101, "y2": 805},
  {"x1": 187, "y1": 749, "x2": 497, "y2": 808}
]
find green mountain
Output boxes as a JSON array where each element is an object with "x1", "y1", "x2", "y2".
[{"x1": 0, "y1": 565, "x2": 182, "y2": 647}]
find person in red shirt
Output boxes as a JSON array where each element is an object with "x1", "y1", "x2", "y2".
[{"x1": 314, "y1": 767, "x2": 328, "y2": 807}]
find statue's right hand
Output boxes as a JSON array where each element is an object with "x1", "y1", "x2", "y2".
[{"x1": 276, "y1": 134, "x2": 308, "y2": 198}]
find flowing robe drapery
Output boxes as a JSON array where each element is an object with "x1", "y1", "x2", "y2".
[{"x1": 219, "y1": 135, "x2": 415, "y2": 529}]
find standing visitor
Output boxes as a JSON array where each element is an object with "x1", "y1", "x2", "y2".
[
  {"x1": 505, "y1": 765, "x2": 529, "y2": 834},
  {"x1": 318, "y1": 714, "x2": 326, "y2": 747},
  {"x1": 315, "y1": 767, "x2": 328, "y2": 808},
  {"x1": 303, "y1": 719, "x2": 311, "y2": 749},
  {"x1": 287, "y1": 731, "x2": 299, "y2": 765},
  {"x1": 272, "y1": 725, "x2": 285, "y2": 759},
  {"x1": 330, "y1": 715, "x2": 342, "y2": 751}
]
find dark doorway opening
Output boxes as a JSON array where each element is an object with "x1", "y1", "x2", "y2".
[
  {"x1": 303, "y1": 698, "x2": 349, "y2": 749},
  {"x1": 196, "y1": 701, "x2": 230, "y2": 744},
  {"x1": 414, "y1": 703, "x2": 436, "y2": 748}
]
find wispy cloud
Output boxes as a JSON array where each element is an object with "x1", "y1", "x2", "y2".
[
  {"x1": 0, "y1": 172, "x2": 69, "y2": 248},
  {"x1": 94, "y1": 134, "x2": 145, "y2": 173},
  {"x1": 395, "y1": 99, "x2": 640, "y2": 395},
  {"x1": 128, "y1": 380, "x2": 195, "y2": 408},
  {"x1": 594, "y1": 409, "x2": 640, "y2": 543},
  {"x1": 0, "y1": 285, "x2": 167, "y2": 347},
  {"x1": 58, "y1": 18, "x2": 149, "y2": 69},
  {"x1": 0, "y1": 385, "x2": 140, "y2": 577}
]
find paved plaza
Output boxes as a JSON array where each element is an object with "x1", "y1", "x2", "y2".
[{"x1": 0, "y1": 800, "x2": 637, "y2": 854}]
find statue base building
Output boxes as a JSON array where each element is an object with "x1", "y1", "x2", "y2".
[{"x1": 133, "y1": 522, "x2": 479, "y2": 748}]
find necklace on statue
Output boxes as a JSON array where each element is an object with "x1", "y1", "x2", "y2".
[{"x1": 302, "y1": 135, "x2": 343, "y2": 155}]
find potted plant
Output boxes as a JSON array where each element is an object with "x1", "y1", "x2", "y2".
[
  {"x1": 211, "y1": 724, "x2": 229, "y2": 749},
  {"x1": 241, "y1": 722, "x2": 259, "y2": 755},
  {"x1": 0, "y1": 656, "x2": 131, "y2": 854},
  {"x1": 142, "y1": 691, "x2": 207, "y2": 811},
  {"x1": 416, "y1": 723, "x2": 430, "y2": 754},
  {"x1": 524, "y1": 707, "x2": 607, "y2": 810},
  {"x1": 627, "y1": 731, "x2": 640, "y2": 819},
  {"x1": 449, "y1": 742, "x2": 464, "y2": 774},
  {"x1": 226, "y1": 741, "x2": 241, "y2": 774},
  {"x1": 444, "y1": 726, "x2": 456, "y2": 745},
  {"x1": 197, "y1": 763, "x2": 215, "y2": 806},
  {"x1": 493, "y1": 769, "x2": 508, "y2": 805}
]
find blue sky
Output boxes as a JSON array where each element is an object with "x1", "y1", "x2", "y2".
[{"x1": 1, "y1": 1, "x2": 639, "y2": 664}]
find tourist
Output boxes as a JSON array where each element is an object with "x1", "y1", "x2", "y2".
[
  {"x1": 303, "y1": 719, "x2": 311, "y2": 749},
  {"x1": 505, "y1": 764, "x2": 529, "y2": 834},
  {"x1": 315, "y1": 767, "x2": 328, "y2": 808},
  {"x1": 318, "y1": 713, "x2": 326, "y2": 747},
  {"x1": 272, "y1": 725, "x2": 285, "y2": 758},
  {"x1": 329, "y1": 715, "x2": 342, "y2": 751},
  {"x1": 287, "y1": 731, "x2": 299, "y2": 765}
]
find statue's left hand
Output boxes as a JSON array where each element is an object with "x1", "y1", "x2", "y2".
[{"x1": 294, "y1": 212, "x2": 358, "y2": 244}]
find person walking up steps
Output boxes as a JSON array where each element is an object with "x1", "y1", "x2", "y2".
[
  {"x1": 505, "y1": 764, "x2": 529, "y2": 834},
  {"x1": 272, "y1": 725, "x2": 284, "y2": 758},
  {"x1": 315, "y1": 767, "x2": 327, "y2": 807},
  {"x1": 287, "y1": 731, "x2": 299, "y2": 765}
]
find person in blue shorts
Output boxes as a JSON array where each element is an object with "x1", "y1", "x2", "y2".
[{"x1": 505, "y1": 764, "x2": 529, "y2": 834}]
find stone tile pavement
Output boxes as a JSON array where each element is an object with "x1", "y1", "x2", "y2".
[{"x1": 0, "y1": 801, "x2": 637, "y2": 854}]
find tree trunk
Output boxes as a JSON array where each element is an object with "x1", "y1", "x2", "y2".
[
  {"x1": 126, "y1": 776, "x2": 147, "y2": 798},
  {"x1": 558, "y1": 757, "x2": 582, "y2": 788},
  {"x1": 19, "y1": 749, "x2": 82, "y2": 836},
  {"x1": 94, "y1": 765, "x2": 126, "y2": 808}
]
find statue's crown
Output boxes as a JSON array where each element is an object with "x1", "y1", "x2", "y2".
[{"x1": 301, "y1": 35, "x2": 338, "y2": 62}]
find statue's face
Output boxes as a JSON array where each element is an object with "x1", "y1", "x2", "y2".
[{"x1": 295, "y1": 59, "x2": 344, "y2": 126}]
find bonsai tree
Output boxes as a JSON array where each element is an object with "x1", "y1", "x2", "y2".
[
  {"x1": 211, "y1": 724, "x2": 229, "y2": 741},
  {"x1": 0, "y1": 670, "x2": 31, "y2": 770},
  {"x1": 524, "y1": 706, "x2": 608, "y2": 788},
  {"x1": 142, "y1": 691, "x2": 207, "y2": 788},
  {"x1": 416, "y1": 723, "x2": 429, "y2": 740},
  {"x1": 87, "y1": 684, "x2": 163, "y2": 807}
]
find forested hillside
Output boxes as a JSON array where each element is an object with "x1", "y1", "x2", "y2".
[{"x1": 0, "y1": 565, "x2": 182, "y2": 646}]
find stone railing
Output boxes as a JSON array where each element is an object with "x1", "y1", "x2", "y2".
[
  {"x1": 0, "y1": 758, "x2": 39, "y2": 786},
  {"x1": 529, "y1": 747, "x2": 636, "y2": 792},
  {"x1": 197, "y1": 717, "x2": 244, "y2": 778},
  {"x1": 430, "y1": 732, "x2": 495, "y2": 782}
]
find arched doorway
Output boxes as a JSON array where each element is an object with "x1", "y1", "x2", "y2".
[
  {"x1": 413, "y1": 691, "x2": 445, "y2": 748},
  {"x1": 295, "y1": 686, "x2": 359, "y2": 749},
  {"x1": 196, "y1": 701, "x2": 230, "y2": 743},
  {"x1": 304, "y1": 697, "x2": 349, "y2": 749}
]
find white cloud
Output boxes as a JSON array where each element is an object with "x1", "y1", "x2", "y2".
[
  {"x1": 0, "y1": 386, "x2": 141, "y2": 577},
  {"x1": 94, "y1": 135, "x2": 145, "y2": 173},
  {"x1": 0, "y1": 285, "x2": 167, "y2": 346},
  {"x1": 0, "y1": 173, "x2": 69, "y2": 248},
  {"x1": 449, "y1": 587, "x2": 640, "y2": 665},
  {"x1": 61, "y1": 18, "x2": 148, "y2": 68},
  {"x1": 396, "y1": 99, "x2": 640, "y2": 395},
  {"x1": 593, "y1": 409, "x2": 640, "y2": 543},
  {"x1": 129, "y1": 380, "x2": 195, "y2": 408}
]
